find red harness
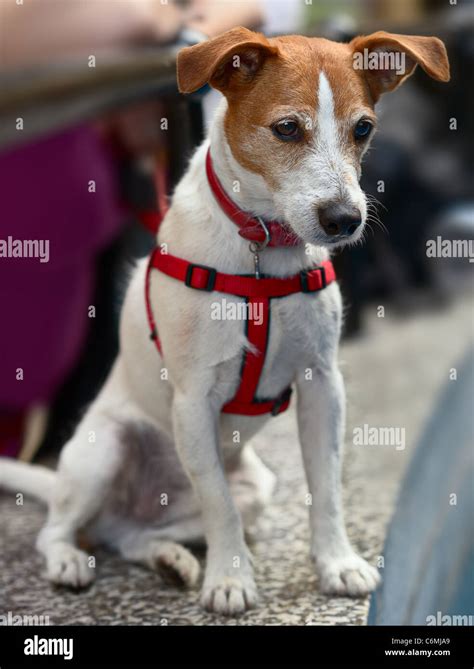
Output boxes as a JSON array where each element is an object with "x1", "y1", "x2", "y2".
[{"x1": 145, "y1": 150, "x2": 336, "y2": 417}]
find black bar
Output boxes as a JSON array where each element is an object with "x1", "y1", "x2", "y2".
[{"x1": 0, "y1": 625, "x2": 471, "y2": 666}]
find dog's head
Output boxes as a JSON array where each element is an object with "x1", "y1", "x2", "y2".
[{"x1": 177, "y1": 28, "x2": 449, "y2": 248}]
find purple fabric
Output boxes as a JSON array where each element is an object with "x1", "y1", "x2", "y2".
[{"x1": 0, "y1": 125, "x2": 124, "y2": 410}]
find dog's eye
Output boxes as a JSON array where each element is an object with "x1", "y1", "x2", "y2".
[
  {"x1": 272, "y1": 119, "x2": 301, "y2": 141},
  {"x1": 354, "y1": 120, "x2": 373, "y2": 141}
]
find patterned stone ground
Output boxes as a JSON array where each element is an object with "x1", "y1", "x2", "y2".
[{"x1": 0, "y1": 294, "x2": 472, "y2": 625}]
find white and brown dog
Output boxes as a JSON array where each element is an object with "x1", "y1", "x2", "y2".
[{"x1": 0, "y1": 28, "x2": 449, "y2": 615}]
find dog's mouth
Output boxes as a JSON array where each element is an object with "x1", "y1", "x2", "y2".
[
  {"x1": 275, "y1": 213, "x2": 365, "y2": 250},
  {"x1": 279, "y1": 210, "x2": 366, "y2": 250},
  {"x1": 305, "y1": 224, "x2": 366, "y2": 249}
]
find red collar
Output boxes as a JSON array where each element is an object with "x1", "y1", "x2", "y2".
[
  {"x1": 205, "y1": 149, "x2": 301, "y2": 248},
  {"x1": 133, "y1": 148, "x2": 302, "y2": 248}
]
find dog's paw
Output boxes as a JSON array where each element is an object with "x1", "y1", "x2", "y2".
[
  {"x1": 317, "y1": 552, "x2": 380, "y2": 597},
  {"x1": 201, "y1": 574, "x2": 258, "y2": 615},
  {"x1": 47, "y1": 544, "x2": 95, "y2": 589},
  {"x1": 149, "y1": 542, "x2": 200, "y2": 588}
]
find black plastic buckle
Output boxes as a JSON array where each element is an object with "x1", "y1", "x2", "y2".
[
  {"x1": 185, "y1": 263, "x2": 217, "y2": 291},
  {"x1": 300, "y1": 266, "x2": 326, "y2": 293},
  {"x1": 271, "y1": 387, "x2": 293, "y2": 416}
]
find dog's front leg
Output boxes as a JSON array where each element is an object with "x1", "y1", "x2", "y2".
[
  {"x1": 172, "y1": 392, "x2": 257, "y2": 615},
  {"x1": 296, "y1": 366, "x2": 380, "y2": 596}
]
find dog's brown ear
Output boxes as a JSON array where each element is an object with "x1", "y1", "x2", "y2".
[
  {"x1": 177, "y1": 27, "x2": 278, "y2": 94},
  {"x1": 351, "y1": 31, "x2": 450, "y2": 102}
]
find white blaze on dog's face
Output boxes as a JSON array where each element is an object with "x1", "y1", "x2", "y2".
[{"x1": 178, "y1": 29, "x2": 449, "y2": 248}]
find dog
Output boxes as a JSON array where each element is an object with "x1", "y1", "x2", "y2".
[{"x1": 0, "y1": 28, "x2": 449, "y2": 615}]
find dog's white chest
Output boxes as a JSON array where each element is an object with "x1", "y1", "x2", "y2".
[{"x1": 251, "y1": 285, "x2": 342, "y2": 398}]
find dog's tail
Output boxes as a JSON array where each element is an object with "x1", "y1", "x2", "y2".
[{"x1": 0, "y1": 458, "x2": 55, "y2": 504}]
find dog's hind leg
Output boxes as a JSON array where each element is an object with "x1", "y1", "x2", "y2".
[
  {"x1": 98, "y1": 445, "x2": 274, "y2": 589},
  {"x1": 227, "y1": 445, "x2": 276, "y2": 529},
  {"x1": 107, "y1": 523, "x2": 201, "y2": 588},
  {"x1": 36, "y1": 359, "x2": 134, "y2": 589}
]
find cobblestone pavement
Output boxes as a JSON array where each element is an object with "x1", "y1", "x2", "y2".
[{"x1": 1, "y1": 294, "x2": 472, "y2": 625}]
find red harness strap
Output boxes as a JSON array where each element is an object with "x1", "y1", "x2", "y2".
[
  {"x1": 145, "y1": 248, "x2": 336, "y2": 416},
  {"x1": 144, "y1": 147, "x2": 336, "y2": 417},
  {"x1": 223, "y1": 296, "x2": 273, "y2": 415}
]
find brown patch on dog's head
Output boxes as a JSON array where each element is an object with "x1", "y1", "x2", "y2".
[
  {"x1": 178, "y1": 32, "x2": 372, "y2": 184},
  {"x1": 177, "y1": 29, "x2": 450, "y2": 246}
]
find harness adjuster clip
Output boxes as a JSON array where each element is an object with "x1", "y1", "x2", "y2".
[
  {"x1": 300, "y1": 266, "x2": 327, "y2": 293},
  {"x1": 271, "y1": 387, "x2": 293, "y2": 416},
  {"x1": 185, "y1": 263, "x2": 217, "y2": 291}
]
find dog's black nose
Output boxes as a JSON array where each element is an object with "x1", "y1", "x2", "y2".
[{"x1": 318, "y1": 204, "x2": 362, "y2": 237}]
